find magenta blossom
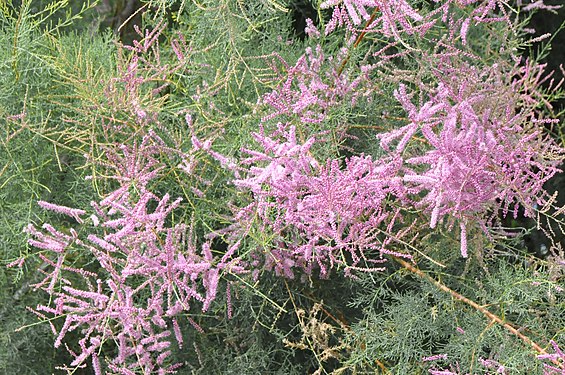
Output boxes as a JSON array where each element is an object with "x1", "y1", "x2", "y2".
[
  {"x1": 27, "y1": 132, "x2": 242, "y2": 373},
  {"x1": 378, "y1": 67, "x2": 563, "y2": 257},
  {"x1": 211, "y1": 123, "x2": 411, "y2": 279}
]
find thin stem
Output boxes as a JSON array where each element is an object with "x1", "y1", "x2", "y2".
[
  {"x1": 283, "y1": 280, "x2": 326, "y2": 371},
  {"x1": 337, "y1": 7, "x2": 380, "y2": 77}
]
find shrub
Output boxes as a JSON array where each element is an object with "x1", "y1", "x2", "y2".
[{"x1": 2, "y1": 0, "x2": 565, "y2": 374}]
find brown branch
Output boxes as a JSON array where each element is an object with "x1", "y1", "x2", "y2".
[
  {"x1": 337, "y1": 7, "x2": 380, "y2": 77},
  {"x1": 394, "y1": 257, "x2": 563, "y2": 369}
]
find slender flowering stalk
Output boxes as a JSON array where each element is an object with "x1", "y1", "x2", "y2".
[
  {"x1": 422, "y1": 354, "x2": 448, "y2": 362},
  {"x1": 37, "y1": 201, "x2": 86, "y2": 223}
]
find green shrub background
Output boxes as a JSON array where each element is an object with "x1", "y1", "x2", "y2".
[{"x1": 1, "y1": 1, "x2": 564, "y2": 374}]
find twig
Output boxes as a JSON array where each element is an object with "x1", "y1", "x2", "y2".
[{"x1": 337, "y1": 7, "x2": 379, "y2": 77}]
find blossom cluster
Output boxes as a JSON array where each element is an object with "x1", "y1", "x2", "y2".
[
  {"x1": 423, "y1": 340, "x2": 565, "y2": 374},
  {"x1": 26, "y1": 132, "x2": 242, "y2": 374},
  {"x1": 260, "y1": 45, "x2": 371, "y2": 124},
  {"x1": 537, "y1": 341, "x2": 565, "y2": 375},
  {"x1": 423, "y1": 353, "x2": 507, "y2": 374},
  {"x1": 220, "y1": 123, "x2": 411, "y2": 279},
  {"x1": 376, "y1": 60, "x2": 563, "y2": 257},
  {"x1": 320, "y1": 0, "x2": 518, "y2": 46},
  {"x1": 321, "y1": 0, "x2": 431, "y2": 37},
  {"x1": 103, "y1": 20, "x2": 189, "y2": 131}
]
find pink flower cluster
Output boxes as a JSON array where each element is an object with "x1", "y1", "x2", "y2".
[
  {"x1": 27, "y1": 132, "x2": 242, "y2": 374},
  {"x1": 423, "y1": 340, "x2": 565, "y2": 374},
  {"x1": 320, "y1": 0, "x2": 512, "y2": 45},
  {"x1": 260, "y1": 45, "x2": 371, "y2": 124},
  {"x1": 425, "y1": 356, "x2": 508, "y2": 375},
  {"x1": 212, "y1": 123, "x2": 412, "y2": 279},
  {"x1": 537, "y1": 340, "x2": 565, "y2": 375},
  {"x1": 104, "y1": 20, "x2": 189, "y2": 129},
  {"x1": 321, "y1": 0, "x2": 430, "y2": 37},
  {"x1": 377, "y1": 61, "x2": 562, "y2": 257}
]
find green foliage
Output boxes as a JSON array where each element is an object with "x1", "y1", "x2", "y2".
[
  {"x1": 344, "y1": 254, "x2": 565, "y2": 373},
  {"x1": 1, "y1": 0, "x2": 564, "y2": 374}
]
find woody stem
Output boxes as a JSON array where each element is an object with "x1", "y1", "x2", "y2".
[{"x1": 337, "y1": 7, "x2": 379, "y2": 76}]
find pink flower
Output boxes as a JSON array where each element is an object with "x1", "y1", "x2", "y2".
[
  {"x1": 537, "y1": 341, "x2": 565, "y2": 374},
  {"x1": 27, "y1": 131, "x2": 240, "y2": 373},
  {"x1": 377, "y1": 60, "x2": 563, "y2": 257},
  {"x1": 37, "y1": 200, "x2": 86, "y2": 223},
  {"x1": 259, "y1": 46, "x2": 371, "y2": 124},
  {"x1": 223, "y1": 123, "x2": 409, "y2": 278},
  {"x1": 321, "y1": 0, "x2": 430, "y2": 38}
]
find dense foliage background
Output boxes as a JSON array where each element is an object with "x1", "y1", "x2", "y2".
[{"x1": 1, "y1": 0, "x2": 564, "y2": 374}]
